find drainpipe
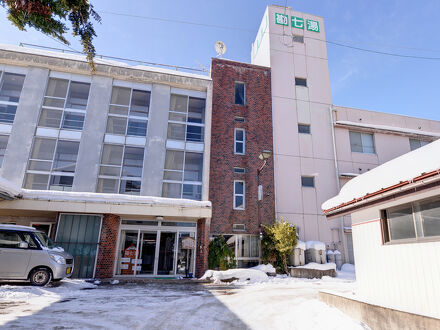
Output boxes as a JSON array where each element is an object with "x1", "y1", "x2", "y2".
[{"x1": 329, "y1": 106, "x2": 347, "y2": 262}]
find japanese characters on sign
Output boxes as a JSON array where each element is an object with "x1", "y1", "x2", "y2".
[
  {"x1": 274, "y1": 13, "x2": 288, "y2": 26},
  {"x1": 275, "y1": 13, "x2": 320, "y2": 32}
]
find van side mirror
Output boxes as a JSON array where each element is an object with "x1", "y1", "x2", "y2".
[{"x1": 19, "y1": 241, "x2": 29, "y2": 249}]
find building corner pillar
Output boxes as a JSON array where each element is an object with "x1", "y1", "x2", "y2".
[
  {"x1": 196, "y1": 217, "x2": 210, "y2": 278},
  {"x1": 95, "y1": 214, "x2": 120, "y2": 279}
]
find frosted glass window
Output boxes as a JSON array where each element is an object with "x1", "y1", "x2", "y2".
[
  {"x1": 168, "y1": 95, "x2": 205, "y2": 142},
  {"x1": 0, "y1": 135, "x2": 9, "y2": 167},
  {"x1": 65, "y1": 82, "x2": 90, "y2": 110},
  {"x1": 419, "y1": 199, "x2": 440, "y2": 237},
  {"x1": 388, "y1": 206, "x2": 416, "y2": 240},
  {"x1": 0, "y1": 73, "x2": 25, "y2": 102},
  {"x1": 349, "y1": 131, "x2": 375, "y2": 153}
]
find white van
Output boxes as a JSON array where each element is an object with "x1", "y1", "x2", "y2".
[{"x1": 0, "y1": 224, "x2": 74, "y2": 286}]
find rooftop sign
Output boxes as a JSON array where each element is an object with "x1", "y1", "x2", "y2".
[{"x1": 275, "y1": 13, "x2": 320, "y2": 32}]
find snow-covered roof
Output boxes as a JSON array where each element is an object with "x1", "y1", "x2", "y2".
[
  {"x1": 0, "y1": 44, "x2": 211, "y2": 81},
  {"x1": 21, "y1": 189, "x2": 211, "y2": 209},
  {"x1": 0, "y1": 177, "x2": 22, "y2": 200},
  {"x1": 335, "y1": 120, "x2": 440, "y2": 138},
  {"x1": 322, "y1": 139, "x2": 440, "y2": 213}
]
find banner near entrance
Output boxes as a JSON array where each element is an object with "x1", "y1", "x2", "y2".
[{"x1": 275, "y1": 13, "x2": 320, "y2": 32}]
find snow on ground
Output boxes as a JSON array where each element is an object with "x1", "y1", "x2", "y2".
[
  {"x1": 0, "y1": 268, "x2": 362, "y2": 330},
  {"x1": 295, "y1": 262, "x2": 336, "y2": 270}
]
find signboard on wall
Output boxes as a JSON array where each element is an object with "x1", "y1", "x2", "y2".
[
  {"x1": 275, "y1": 13, "x2": 320, "y2": 32},
  {"x1": 182, "y1": 237, "x2": 196, "y2": 250}
]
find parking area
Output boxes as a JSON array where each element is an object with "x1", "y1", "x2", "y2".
[{"x1": 0, "y1": 276, "x2": 366, "y2": 330}]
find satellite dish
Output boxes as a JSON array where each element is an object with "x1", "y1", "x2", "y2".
[{"x1": 215, "y1": 41, "x2": 226, "y2": 57}]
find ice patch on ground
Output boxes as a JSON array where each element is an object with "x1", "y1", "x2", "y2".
[{"x1": 201, "y1": 268, "x2": 269, "y2": 284}]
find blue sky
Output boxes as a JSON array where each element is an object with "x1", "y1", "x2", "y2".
[{"x1": 1, "y1": 0, "x2": 440, "y2": 120}]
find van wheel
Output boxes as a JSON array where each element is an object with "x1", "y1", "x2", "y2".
[{"x1": 29, "y1": 268, "x2": 51, "y2": 286}]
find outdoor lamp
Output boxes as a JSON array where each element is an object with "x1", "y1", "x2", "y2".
[{"x1": 258, "y1": 150, "x2": 272, "y2": 160}]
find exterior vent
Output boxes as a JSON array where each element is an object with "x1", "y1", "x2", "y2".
[{"x1": 233, "y1": 224, "x2": 246, "y2": 231}]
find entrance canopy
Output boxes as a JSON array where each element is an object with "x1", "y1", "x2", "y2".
[{"x1": 0, "y1": 178, "x2": 211, "y2": 219}]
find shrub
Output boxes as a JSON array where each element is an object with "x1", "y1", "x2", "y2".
[
  {"x1": 263, "y1": 218, "x2": 297, "y2": 274},
  {"x1": 208, "y1": 235, "x2": 236, "y2": 270}
]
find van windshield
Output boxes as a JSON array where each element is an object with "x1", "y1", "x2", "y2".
[{"x1": 34, "y1": 232, "x2": 55, "y2": 249}]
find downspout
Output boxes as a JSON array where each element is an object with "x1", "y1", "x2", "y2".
[{"x1": 329, "y1": 106, "x2": 347, "y2": 261}]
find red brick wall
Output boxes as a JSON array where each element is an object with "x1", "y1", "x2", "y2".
[
  {"x1": 195, "y1": 218, "x2": 210, "y2": 278},
  {"x1": 209, "y1": 58, "x2": 275, "y2": 236},
  {"x1": 95, "y1": 213, "x2": 120, "y2": 279}
]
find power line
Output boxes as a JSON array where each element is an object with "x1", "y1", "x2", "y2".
[{"x1": 99, "y1": 9, "x2": 440, "y2": 61}]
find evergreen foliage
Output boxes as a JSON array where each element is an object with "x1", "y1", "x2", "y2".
[
  {"x1": 208, "y1": 235, "x2": 236, "y2": 270},
  {"x1": 1, "y1": 0, "x2": 101, "y2": 70},
  {"x1": 263, "y1": 218, "x2": 297, "y2": 274}
]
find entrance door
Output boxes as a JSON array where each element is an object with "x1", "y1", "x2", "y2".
[
  {"x1": 55, "y1": 214, "x2": 102, "y2": 278},
  {"x1": 139, "y1": 232, "x2": 156, "y2": 275},
  {"x1": 157, "y1": 232, "x2": 176, "y2": 275}
]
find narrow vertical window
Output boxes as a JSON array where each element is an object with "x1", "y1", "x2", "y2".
[
  {"x1": 0, "y1": 71, "x2": 25, "y2": 124},
  {"x1": 234, "y1": 180, "x2": 245, "y2": 210},
  {"x1": 234, "y1": 82, "x2": 245, "y2": 105},
  {"x1": 0, "y1": 135, "x2": 9, "y2": 167},
  {"x1": 234, "y1": 128, "x2": 245, "y2": 155}
]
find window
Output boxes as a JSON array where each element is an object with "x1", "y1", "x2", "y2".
[
  {"x1": 162, "y1": 150, "x2": 203, "y2": 200},
  {"x1": 0, "y1": 135, "x2": 9, "y2": 167},
  {"x1": 349, "y1": 131, "x2": 375, "y2": 153},
  {"x1": 234, "y1": 128, "x2": 245, "y2": 155},
  {"x1": 382, "y1": 197, "x2": 440, "y2": 243},
  {"x1": 301, "y1": 176, "x2": 315, "y2": 188},
  {"x1": 234, "y1": 82, "x2": 245, "y2": 105},
  {"x1": 0, "y1": 71, "x2": 25, "y2": 124},
  {"x1": 298, "y1": 124, "x2": 311, "y2": 134},
  {"x1": 234, "y1": 117, "x2": 245, "y2": 123},
  {"x1": 167, "y1": 94, "x2": 205, "y2": 142},
  {"x1": 97, "y1": 144, "x2": 145, "y2": 195},
  {"x1": 234, "y1": 167, "x2": 246, "y2": 174},
  {"x1": 106, "y1": 86, "x2": 150, "y2": 137},
  {"x1": 0, "y1": 230, "x2": 22, "y2": 248},
  {"x1": 292, "y1": 35, "x2": 304, "y2": 43},
  {"x1": 24, "y1": 138, "x2": 79, "y2": 190},
  {"x1": 295, "y1": 77, "x2": 307, "y2": 87},
  {"x1": 409, "y1": 139, "x2": 430, "y2": 151},
  {"x1": 234, "y1": 180, "x2": 245, "y2": 210},
  {"x1": 38, "y1": 78, "x2": 90, "y2": 130}
]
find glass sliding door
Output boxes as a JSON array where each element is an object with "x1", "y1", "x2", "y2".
[
  {"x1": 176, "y1": 232, "x2": 195, "y2": 277},
  {"x1": 138, "y1": 232, "x2": 156, "y2": 275},
  {"x1": 157, "y1": 232, "x2": 176, "y2": 275},
  {"x1": 117, "y1": 230, "x2": 139, "y2": 275}
]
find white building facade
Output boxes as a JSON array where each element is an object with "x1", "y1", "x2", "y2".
[
  {"x1": 251, "y1": 6, "x2": 440, "y2": 262},
  {"x1": 0, "y1": 45, "x2": 213, "y2": 279}
]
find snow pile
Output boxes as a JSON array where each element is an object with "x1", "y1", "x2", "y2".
[
  {"x1": 337, "y1": 264, "x2": 356, "y2": 280},
  {"x1": 341, "y1": 263, "x2": 355, "y2": 273},
  {"x1": 305, "y1": 241, "x2": 326, "y2": 250},
  {"x1": 295, "y1": 240, "x2": 306, "y2": 250},
  {"x1": 201, "y1": 268, "x2": 269, "y2": 284},
  {"x1": 322, "y1": 139, "x2": 440, "y2": 211},
  {"x1": 0, "y1": 176, "x2": 22, "y2": 197},
  {"x1": 296, "y1": 262, "x2": 336, "y2": 271},
  {"x1": 327, "y1": 250, "x2": 334, "y2": 255},
  {"x1": 251, "y1": 264, "x2": 276, "y2": 274}
]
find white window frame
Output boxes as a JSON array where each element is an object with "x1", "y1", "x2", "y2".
[
  {"x1": 37, "y1": 78, "x2": 91, "y2": 131},
  {"x1": 25, "y1": 137, "x2": 80, "y2": 191},
  {"x1": 162, "y1": 149, "x2": 203, "y2": 200},
  {"x1": 97, "y1": 143, "x2": 145, "y2": 195},
  {"x1": 233, "y1": 180, "x2": 245, "y2": 210},
  {"x1": 0, "y1": 70, "x2": 26, "y2": 124},
  {"x1": 234, "y1": 128, "x2": 245, "y2": 155},
  {"x1": 349, "y1": 131, "x2": 376, "y2": 154},
  {"x1": 167, "y1": 94, "x2": 206, "y2": 143},
  {"x1": 106, "y1": 86, "x2": 150, "y2": 137}
]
